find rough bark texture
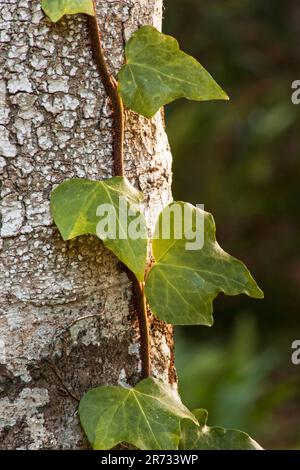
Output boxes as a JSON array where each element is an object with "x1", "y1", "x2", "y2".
[{"x1": 0, "y1": 0, "x2": 175, "y2": 449}]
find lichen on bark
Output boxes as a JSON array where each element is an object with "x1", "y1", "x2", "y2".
[{"x1": 0, "y1": 0, "x2": 174, "y2": 449}]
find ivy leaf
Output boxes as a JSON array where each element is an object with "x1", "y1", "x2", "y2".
[
  {"x1": 51, "y1": 177, "x2": 147, "y2": 281},
  {"x1": 79, "y1": 377, "x2": 197, "y2": 450},
  {"x1": 41, "y1": 0, "x2": 95, "y2": 23},
  {"x1": 118, "y1": 26, "x2": 228, "y2": 118},
  {"x1": 180, "y1": 409, "x2": 262, "y2": 450},
  {"x1": 145, "y1": 202, "x2": 263, "y2": 325}
]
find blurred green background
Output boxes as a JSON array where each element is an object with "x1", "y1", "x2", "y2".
[{"x1": 164, "y1": 0, "x2": 300, "y2": 449}]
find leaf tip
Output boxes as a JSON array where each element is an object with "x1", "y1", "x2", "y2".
[
  {"x1": 216, "y1": 88, "x2": 230, "y2": 101},
  {"x1": 254, "y1": 286, "x2": 264, "y2": 299},
  {"x1": 247, "y1": 280, "x2": 264, "y2": 299}
]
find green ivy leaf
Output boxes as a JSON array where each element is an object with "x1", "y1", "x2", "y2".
[
  {"x1": 145, "y1": 202, "x2": 263, "y2": 325},
  {"x1": 118, "y1": 26, "x2": 228, "y2": 118},
  {"x1": 180, "y1": 409, "x2": 262, "y2": 450},
  {"x1": 41, "y1": 0, "x2": 95, "y2": 22},
  {"x1": 79, "y1": 377, "x2": 197, "y2": 450},
  {"x1": 51, "y1": 177, "x2": 147, "y2": 281}
]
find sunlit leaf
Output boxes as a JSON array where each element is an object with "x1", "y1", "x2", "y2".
[
  {"x1": 145, "y1": 202, "x2": 263, "y2": 325},
  {"x1": 79, "y1": 377, "x2": 197, "y2": 450},
  {"x1": 180, "y1": 409, "x2": 263, "y2": 450},
  {"x1": 41, "y1": 0, "x2": 95, "y2": 22},
  {"x1": 118, "y1": 26, "x2": 228, "y2": 118},
  {"x1": 51, "y1": 177, "x2": 147, "y2": 280}
]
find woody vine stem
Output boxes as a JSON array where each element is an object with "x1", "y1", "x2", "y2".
[{"x1": 88, "y1": 0, "x2": 151, "y2": 379}]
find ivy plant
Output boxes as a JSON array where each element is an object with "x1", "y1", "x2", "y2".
[
  {"x1": 51, "y1": 177, "x2": 147, "y2": 281},
  {"x1": 145, "y1": 202, "x2": 263, "y2": 325},
  {"x1": 118, "y1": 26, "x2": 228, "y2": 118},
  {"x1": 42, "y1": 0, "x2": 264, "y2": 451},
  {"x1": 79, "y1": 378, "x2": 261, "y2": 450}
]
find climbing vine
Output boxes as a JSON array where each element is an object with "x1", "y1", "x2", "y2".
[{"x1": 41, "y1": 0, "x2": 264, "y2": 450}]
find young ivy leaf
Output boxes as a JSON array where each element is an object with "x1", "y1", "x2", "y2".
[
  {"x1": 180, "y1": 409, "x2": 262, "y2": 450},
  {"x1": 79, "y1": 377, "x2": 197, "y2": 450},
  {"x1": 41, "y1": 0, "x2": 95, "y2": 23},
  {"x1": 145, "y1": 202, "x2": 263, "y2": 325},
  {"x1": 118, "y1": 26, "x2": 229, "y2": 118},
  {"x1": 51, "y1": 177, "x2": 147, "y2": 281}
]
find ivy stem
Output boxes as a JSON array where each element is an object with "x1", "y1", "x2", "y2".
[
  {"x1": 130, "y1": 276, "x2": 151, "y2": 378},
  {"x1": 88, "y1": 0, "x2": 124, "y2": 176},
  {"x1": 88, "y1": 2, "x2": 151, "y2": 379}
]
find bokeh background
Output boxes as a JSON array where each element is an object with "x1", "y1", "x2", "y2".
[{"x1": 164, "y1": 0, "x2": 300, "y2": 449}]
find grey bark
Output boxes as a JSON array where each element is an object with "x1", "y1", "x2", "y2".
[{"x1": 0, "y1": 0, "x2": 175, "y2": 449}]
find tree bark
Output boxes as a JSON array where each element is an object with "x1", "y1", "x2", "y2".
[{"x1": 0, "y1": 0, "x2": 175, "y2": 449}]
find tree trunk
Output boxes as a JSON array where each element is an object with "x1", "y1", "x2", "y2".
[{"x1": 0, "y1": 0, "x2": 174, "y2": 449}]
